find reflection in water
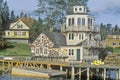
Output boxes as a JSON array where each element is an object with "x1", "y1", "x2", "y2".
[
  {"x1": 0, "y1": 71, "x2": 116, "y2": 80},
  {"x1": 0, "y1": 74, "x2": 65, "y2": 80}
]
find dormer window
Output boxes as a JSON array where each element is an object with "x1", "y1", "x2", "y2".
[
  {"x1": 75, "y1": 8, "x2": 77, "y2": 11},
  {"x1": 73, "y1": 6, "x2": 87, "y2": 14},
  {"x1": 79, "y1": 8, "x2": 82, "y2": 11},
  {"x1": 17, "y1": 24, "x2": 23, "y2": 29}
]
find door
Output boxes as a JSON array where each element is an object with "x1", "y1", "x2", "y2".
[{"x1": 77, "y1": 49, "x2": 80, "y2": 61}]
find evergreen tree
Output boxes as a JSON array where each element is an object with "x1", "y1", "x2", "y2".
[
  {"x1": 0, "y1": 1, "x2": 10, "y2": 30},
  {"x1": 10, "y1": 10, "x2": 16, "y2": 21},
  {"x1": 36, "y1": 0, "x2": 89, "y2": 31},
  {"x1": 114, "y1": 25, "x2": 119, "y2": 32},
  {"x1": 29, "y1": 17, "x2": 44, "y2": 42},
  {"x1": 0, "y1": 0, "x2": 3, "y2": 30},
  {"x1": 20, "y1": 11, "x2": 24, "y2": 17}
]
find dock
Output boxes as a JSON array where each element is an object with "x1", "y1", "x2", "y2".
[
  {"x1": 0, "y1": 56, "x2": 120, "y2": 80},
  {"x1": 12, "y1": 68, "x2": 67, "y2": 78}
]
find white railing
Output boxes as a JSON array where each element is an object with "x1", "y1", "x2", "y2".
[
  {"x1": 82, "y1": 40, "x2": 106, "y2": 48},
  {"x1": 61, "y1": 25, "x2": 100, "y2": 33},
  {"x1": 84, "y1": 55, "x2": 98, "y2": 60}
]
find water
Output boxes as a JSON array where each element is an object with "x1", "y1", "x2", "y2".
[{"x1": 0, "y1": 74, "x2": 68, "y2": 80}]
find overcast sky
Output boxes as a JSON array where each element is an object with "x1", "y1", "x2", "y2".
[{"x1": 4, "y1": 0, "x2": 120, "y2": 26}]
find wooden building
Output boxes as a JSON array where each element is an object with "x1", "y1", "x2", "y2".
[
  {"x1": 4, "y1": 17, "x2": 34, "y2": 44},
  {"x1": 31, "y1": 5, "x2": 104, "y2": 62},
  {"x1": 106, "y1": 32, "x2": 120, "y2": 48}
]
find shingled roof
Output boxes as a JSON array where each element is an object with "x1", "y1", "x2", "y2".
[
  {"x1": 18, "y1": 17, "x2": 34, "y2": 27},
  {"x1": 43, "y1": 32, "x2": 66, "y2": 47}
]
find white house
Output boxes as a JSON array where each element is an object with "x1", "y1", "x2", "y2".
[{"x1": 31, "y1": 5, "x2": 101, "y2": 62}]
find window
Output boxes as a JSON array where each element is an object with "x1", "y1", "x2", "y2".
[
  {"x1": 88, "y1": 18, "x2": 91, "y2": 27},
  {"x1": 44, "y1": 49, "x2": 48, "y2": 54},
  {"x1": 79, "y1": 33, "x2": 81, "y2": 40},
  {"x1": 119, "y1": 43, "x2": 120, "y2": 45},
  {"x1": 113, "y1": 42, "x2": 116, "y2": 45},
  {"x1": 68, "y1": 18, "x2": 71, "y2": 26},
  {"x1": 36, "y1": 48, "x2": 39, "y2": 54},
  {"x1": 79, "y1": 8, "x2": 82, "y2": 11},
  {"x1": 14, "y1": 32, "x2": 17, "y2": 36},
  {"x1": 77, "y1": 18, "x2": 81, "y2": 26},
  {"x1": 79, "y1": 33, "x2": 84, "y2": 40},
  {"x1": 88, "y1": 18, "x2": 90, "y2": 24},
  {"x1": 89, "y1": 34, "x2": 92, "y2": 40},
  {"x1": 69, "y1": 49, "x2": 74, "y2": 55},
  {"x1": 72, "y1": 18, "x2": 74, "y2": 25},
  {"x1": 82, "y1": 33, "x2": 84, "y2": 40},
  {"x1": 44, "y1": 45, "x2": 48, "y2": 54},
  {"x1": 17, "y1": 32, "x2": 21, "y2": 36},
  {"x1": 82, "y1": 18, "x2": 85, "y2": 26},
  {"x1": 17, "y1": 24, "x2": 23, "y2": 29},
  {"x1": 75, "y1": 8, "x2": 77, "y2": 11},
  {"x1": 8, "y1": 32, "x2": 10, "y2": 36},
  {"x1": 69, "y1": 33, "x2": 74, "y2": 40},
  {"x1": 41, "y1": 36, "x2": 44, "y2": 42},
  {"x1": 14, "y1": 32, "x2": 26, "y2": 36},
  {"x1": 91, "y1": 19, "x2": 93, "y2": 25},
  {"x1": 68, "y1": 18, "x2": 74, "y2": 26},
  {"x1": 22, "y1": 32, "x2": 26, "y2": 36}
]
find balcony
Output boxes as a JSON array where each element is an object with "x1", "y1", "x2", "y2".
[
  {"x1": 83, "y1": 55, "x2": 98, "y2": 61},
  {"x1": 61, "y1": 24, "x2": 100, "y2": 33},
  {"x1": 82, "y1": 40, "x2": 106, "y2": 48}
]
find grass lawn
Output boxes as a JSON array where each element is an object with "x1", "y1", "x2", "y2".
[
  {"x1": 113, "y1": 48, "x2": 120, "y2": 56},
  {"x1": 0, "y1": 42, "x2": 32, "y2": 56}
]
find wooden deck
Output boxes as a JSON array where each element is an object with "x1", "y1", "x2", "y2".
[
  {"x1": 12, "y1": 67, "x2": 66, "y2": 78},
  {"x1": 0, "y1": 59, "x2": 120, "y2": 80}
]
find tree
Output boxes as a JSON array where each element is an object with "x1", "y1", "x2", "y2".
[
  {"x1": 29, "y1": 17, "x2": 44, "y2": 42},
  {"x1": 114, "y1": 25, "x2": 119, "y2": 32},
  {"x1": 20, "y1": 11, "x2": 24, "y2": 17},
  {"x1": 10, "y1": 10, "x2": 16, "y2": 21},
  {"x1": 0, "y1": 0, "x2": 3, "y2": 30},
  {"x1": 0, "y1": 1, "x2": 10, "y2": 30},
  {"x1": 100, "y1": 23, "x2": 114, "y2": 40},
  {"x1": 36, "y1": 0, "x2": 89, "y2": 31}
]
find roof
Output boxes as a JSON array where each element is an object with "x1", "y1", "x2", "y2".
[
  {"x1": 43, "y1": 32, "x2": 66, "y2": 47},
  {"x1": 110, "y1": 32, "x2": 120, "y2": 35},
  {"x1": 76, "y1": 39, "x2": 87, "y2": 46},
  {"x1": 18, "y1": 17, "x2": 34, "y2": 27}
]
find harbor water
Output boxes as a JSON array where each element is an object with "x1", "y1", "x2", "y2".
[{"x1": 0, "y1": 74, "x2": 66, "y2": 80}]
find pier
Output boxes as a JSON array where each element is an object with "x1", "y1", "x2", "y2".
[
  {"x1": 0, "y1": 57, "x2": 120, "y2": 80},
  {"x1": 12, "y1": 67, "x2": 67, "y2": 78}
]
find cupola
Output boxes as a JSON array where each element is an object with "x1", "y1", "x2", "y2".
[{"x1": 73, "y1": 6, "x2": 87, "y2": 14}]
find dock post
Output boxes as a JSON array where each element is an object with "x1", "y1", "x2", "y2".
[
  {"x1": 66, "y1": 69, "x2": 68, "y2": 78},
  {"x1": 47, "y1": 64, "x2": 52, "y2": 70},
  {"x1": 60, "y1": 66, "x2": 63, "y2": 71},
  {"x1": 119, "y1": 69, "x2": 120, "y2": 80},
  {"x1": 87, "y1": 67, "x2": 90, "y2": 80},
  {"x1": 103, "y1": 68, "x2": 106, "y2": 80},
  {"x1": 79, "y1": 67, "x2": 81, "y2": 79},
  {"x1": 71, "y1": 66, "x2": 75, "y2": 80},
  {"x1": 116, "y1": 69, "x2": 119, "y2": 80},
  {"x1": 2, "y1": 60, "x2": 4, "y2": 71}
]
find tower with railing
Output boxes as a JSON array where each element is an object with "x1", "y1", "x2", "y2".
[{"x1": 61, "y1": 5, "x2": 101, "y2": 62}]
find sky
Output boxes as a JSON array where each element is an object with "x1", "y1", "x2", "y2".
[{"x1": 4, "y1": 0, "x2": 120, "y2": 26}]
